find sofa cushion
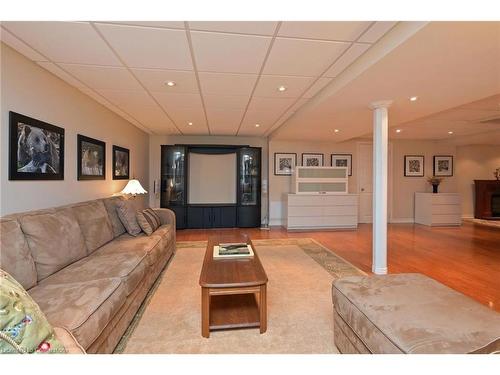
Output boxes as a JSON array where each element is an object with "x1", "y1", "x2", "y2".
[
  {"x1": 332, "y1": 273, "x2": 500, "y2": 354},
  {"x1": 20, "y1": 208, "x2": 88, "y2": 281},
  {"x1": 30, "y1": 278, "x2": 126, "y2": 350},
  {"x1": 72, "y1": 200, "x2": 114, "y2": 253},
  {"x1": 53, "y1": 326, "x2": 85, "y2": 354},
  {"x1": 39, "y1": 251, "x2": 147, "y2": 296},
  {"x1": 0, "y1": 219, "x2": 37, "y2": 290},
  {"x1": 94, "y1": 232, "x2": 166, "y2": 267},
  {"x1": 102, "y1": 196, "x2": 126, "y2": 237},
  {"x1": 0, "y1": 269, "x2": 65, "y2": 354},
  {"x1": 152, "y1": 224, "x2": 174, "y2": 244},
  {"x1": 136, "y1": 208, "x2": 161, "y2": 236},
  {"x1": 116, "y1": 200, "x2": 142, "y2": 236}
]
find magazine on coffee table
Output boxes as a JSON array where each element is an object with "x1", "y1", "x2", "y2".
[{"x1": 213, "y1": 242, "x2": 254, "y2": 259}]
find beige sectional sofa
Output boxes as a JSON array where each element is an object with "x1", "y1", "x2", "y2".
[{"x1": 0, "y1": 196, "x2": 176, "y2": 353}]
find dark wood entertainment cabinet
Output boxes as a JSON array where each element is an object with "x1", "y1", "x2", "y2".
[
  {"x1": 474, "y1": 180, "x2": 500, "y2": 220},
  {"x1": 160, "y1": 144, "x2": 261, "y2": 229}
]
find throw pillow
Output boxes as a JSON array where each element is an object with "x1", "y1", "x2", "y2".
[
  {"x1": 0, "y1": 269, "x2": 66, "y2": 354},
  {"x1": 116, "y1": 200, "x2": 142, "y2": 236},
  {"x1": 136, "y1": 208, "x2": 162, "y2": 236}
]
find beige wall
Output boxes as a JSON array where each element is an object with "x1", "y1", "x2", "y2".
[
  {"x1": 456, "y1": 145, "x2": 500, "y2": 218},
  {"x1": 1, "y1": 43, "x2": 149, "y2": 215},
  {"x1": 149, "y1": 134, "x2": 268, "y2": 223}
]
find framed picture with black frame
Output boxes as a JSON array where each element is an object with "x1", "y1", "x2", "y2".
[
  {"x1": 8, "y1": 111, "x2": 65, "y2": 181},
  {"x1": 404, "y1": 155, "x2": 425, "y2": 177},
  {"x1": 77, "y1": 134, "x2": 106, "y2": 180},
  {"x1": 302, "y1": 153, "x2": 324, "y2": 167},
  {"x1": 331, "y1": 154, "x2": 352, "y2": 176},
  {"x1": 274, "y1": 152, "x2": 297, "y2": 176},
  {"x1": 433, "y1": 155, "x2": 453, "y2": 177},
  {"x1": 112, "y1": 145, "x2": 130, "y2": 180}
]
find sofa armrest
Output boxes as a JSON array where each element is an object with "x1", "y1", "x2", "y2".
[{"x1": 152, "y1": 208, "x2": 176, "y2": 227}]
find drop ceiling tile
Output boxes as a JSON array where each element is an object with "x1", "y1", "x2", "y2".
[
  {"x1": 247, "y1": 96, "x2": 297, "y2": 113},
  {"x1": 95, "y1": 23, "x2": 192, "y2": 70},
  {"x1": 206, "y1": 108, "x2": 245, "y2": 135},
  {"x1": 37, "y1": 62, "x2": 87, "y2": 88},
  {"x1": 188, "y1": 21, "x2": 278, "y2": 36},
  {"x1": 126, "y1": 105, "x2": 176, "y2": 133},
  {"x1": 323, "y1": 43, "x2": 371, "y2": 78},
  {"x1": 254, "y1": 75, "x2": 315, "y2": 98},
  {"x1": 95, "y1": 89, "x2": 157, "y2": 109},
  {"x1": 168, "y1": 107, "x2": 207, "y2": 129},
  {"x1": 241, "y1": 109, "x2": 282, "y2": 128},
  {"x1": 99, "y1": 21, "x2": 185, "y2": 29},
  {"x1": 1, "y1": 27, "x2": 48, "y2": 61},
  {"x1": 278, "y1": 21, "x2": 371, "y2": 41},
  {"x1": 288, "y1": 98, "x2": 309, "y2": 113},
  {"x1": 358, "y1": 22, "x2": 397, "y2": 43},
  {"x1": 152, "y1": 92, "x2": 203, "y2": 111},
  {"x1": 190, "y1": 31, "x2": 271, "y2": 74},
  {"x1": 198, "y1": 72, "x2": 258, "y2": 95},
  {"x1": 59, "y1": 64, "x2": 143, "y2": 90},
  {"x1": 131, "y1": 68, "x2": 198, "y2": 93},
  {"x1": 203, "y1": 94, "x2": 250, "y2": 110},
  {"x1": 264, "y1": 38, "x2": 350, "y2": 76},
  {"x1": 3, "y1": 22, "x2": 121, "y2": 66},
  {"x1": 302, "y1": 77, "x2": 333, "y2": 98}
]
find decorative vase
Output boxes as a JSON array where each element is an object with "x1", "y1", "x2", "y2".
[{"x1": 432, "y1": 184, "x2": 439, "y2": 194}]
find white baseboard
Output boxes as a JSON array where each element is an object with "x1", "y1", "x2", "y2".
[
  {"x1": 461, "y1": 214, "x2": 474, "y2": 220},
  {"x1": 390, "y1": 218, "x2": 415, "y2": 224},
  {"x1": 269, "y1": 218, "x2": 284, "y2": 226}
]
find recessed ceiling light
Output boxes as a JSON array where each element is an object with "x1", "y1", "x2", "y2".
[
  {"x1": 165, "y1": 81, "x2": 176, "y2": 87},
  {"x1": 448, "y1": 131, "x2": 453, "y2": 134},
  {"x1": 409, "y1": 96, "x2": 418, "y2": 102},
  {"x1": 255, "y1": 124, "x2": 260, "y2": 128},
  {"x1": 277, "y1": 85, "x2": 287, "y2": 92},
  {"x1": 188, "y1": 122, "x2": 193, "y2": 126},
  {"x1": 334, "y1": 129, "x2": 340, "y2": 133},
  {"x1": 396, "y1": 129, "x2": 402, "y2": 133}
]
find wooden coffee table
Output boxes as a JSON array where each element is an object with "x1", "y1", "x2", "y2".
[{"x1": 199, "y1": 233, "x2": 268, "y2": 338}]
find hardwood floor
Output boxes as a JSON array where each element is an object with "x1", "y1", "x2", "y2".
[{"x1": 177, "y1": 222, "x2": 500, "y2": 313}]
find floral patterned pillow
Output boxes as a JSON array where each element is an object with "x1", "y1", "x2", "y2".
[{"x1": 0, "y1": 269, "x2": 65, "y2": 354}]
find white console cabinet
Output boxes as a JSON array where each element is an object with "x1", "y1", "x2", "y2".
[
  {"x1": 285, "y1": 194, "x2": 359, "y2": 230},
  {"x1": 414, "y1": 193, "x2": 462, "y2": 226}
]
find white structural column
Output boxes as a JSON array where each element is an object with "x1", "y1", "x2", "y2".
[{"x1": 369, "y1": 100, "x2": 393, "y2": 275}]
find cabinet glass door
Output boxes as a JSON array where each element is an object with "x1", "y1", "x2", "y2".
[
  {"x1": 239, "y1": 148, "x2": 260, "y2": 206},
  {"x1": 161, "y1": 146, "x2": 186, "y2": 206}
]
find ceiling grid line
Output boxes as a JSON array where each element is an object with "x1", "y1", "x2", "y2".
[
  {"x1": 89, "y1": 22, "x2": 185, "y2": 135},
  {"x1": 184, "y1": 21, "x2": 212, "y2": 135},
  {"x1": 263, "y1": 22, "x2": 381, "y2": 138},
  {"x1": 234, "y1": 22, "x2": 283, "y2": 136},
  {"x1": 0, "y1": 25, "x2": 154, "y2": 135}
]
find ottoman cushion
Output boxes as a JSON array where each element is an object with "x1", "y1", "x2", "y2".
[{"x1": 332, "y1": 273, "x2": 500, "y2": 354}]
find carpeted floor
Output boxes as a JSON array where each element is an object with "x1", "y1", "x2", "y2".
[{"x1": 114, "y1": 238, "x2": 365, "y2": 354}]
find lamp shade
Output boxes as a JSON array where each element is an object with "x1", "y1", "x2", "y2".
[{"x1": 121, "y1": 179, "x2": 147, "y2": 195}]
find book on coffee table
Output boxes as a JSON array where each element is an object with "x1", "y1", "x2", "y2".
[{"x1": 213, "y1": 242, "x2": 255, "y2": 259}]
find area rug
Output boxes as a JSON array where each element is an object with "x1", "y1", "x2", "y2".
[
  {"x1": 463, "y1": 218, "x2": 500, "y2": 229},
  {"x1": 114, "y1": 238, "x2": 365, "y2": 354}
]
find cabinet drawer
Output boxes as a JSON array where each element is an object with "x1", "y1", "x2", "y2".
[
  {"x1": 323, "y1": 195, "x2": 358, "y2": 206},
  {"x1": 431, "y1": 194, "x2": 461, "y2": 205},
  {"x1": 431, "y1": 204, "x2": 461, "y2": 215},
  {"x1": 288, "y1": 206, "x2": 323, "y2": 217},
  {"x1": 287, "y1": 216, "x2": 324, "y2": 227},
  {"x1": 288, "y1": 195, "x2": 324, "y2": 206},
  {"x1": 323, "y1": 205, "x2": 357, "y2": 216}
]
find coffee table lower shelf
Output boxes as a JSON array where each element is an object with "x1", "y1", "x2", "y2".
[{"x1": 201, "y1": 285, "x2": 267, "y2": 338}]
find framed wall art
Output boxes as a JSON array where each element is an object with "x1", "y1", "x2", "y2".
[
  {"x1": 274, "y1": 153, "x2": 297, "y2": 176},
  {"x1": 302, "y1": 153, "x2": 323, "y2": 167},
  {"x1": 9, "y1": 111, "x2": 65, "y2": 180},
  {"x1": 112, "y1": 145, "x2": 130, "y2": 180},
  {"x1": 404, "y1": 155, "x2": 424, "y2": 177},
  {"x1": 433, "y1": 155, "x2": 453, "y2": 177},
  {"x1": 77, "y1": 134, "x2": 106, "y2": 180},
  {"x1": 331, "y1": 154, "x2": 352, "y2": 176}
]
